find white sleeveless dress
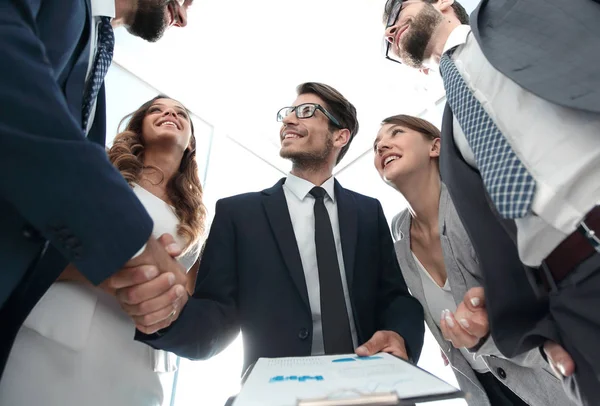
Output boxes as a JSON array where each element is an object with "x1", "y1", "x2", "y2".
[{"x1": 0, "y1": 184, "x2": 200, "y2": 406}]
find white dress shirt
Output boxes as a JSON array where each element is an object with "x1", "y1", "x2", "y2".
[
  {"x1": 282, "y1": 173, "x2": 358, "y2": 355},
  {"x1": 440, "y1": 25, "x2": 600, "y2": 266},
  {"x1": 89, "y1": 0, "x2": 147, "y2": 259},
  {"x1": 85, "y1": 0, "x2": 116, "y2": 135},
  {"x1": 411, "y1": 253, "x2": 488, "y2": 373}
]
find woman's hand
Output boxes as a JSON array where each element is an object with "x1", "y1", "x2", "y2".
[{"x1": 440, "y1": 287, "x2": 489, "y2": 349}]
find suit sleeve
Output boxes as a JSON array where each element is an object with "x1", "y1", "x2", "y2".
[
  {"x1": 136, "y1": 199, "x2": 240, "y2": 359},
  {"x1": 0, "y1": 2, "x2": 153, "y2": 283},
  {"x1": 375, "y1": 201, "x2": 425, "y2": 362}
]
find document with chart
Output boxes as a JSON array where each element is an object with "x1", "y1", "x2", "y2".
[{"x1": 233, "y1": 353, "x2": 463, "y2": 406}]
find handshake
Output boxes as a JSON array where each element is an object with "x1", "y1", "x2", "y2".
[{"x1": 100, "y1": 234, "x2": 189, "y2": 334}]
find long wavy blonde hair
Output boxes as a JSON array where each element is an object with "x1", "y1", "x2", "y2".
[{"x1": 108, "y1": 95, "x2": 207, "y2": 253}]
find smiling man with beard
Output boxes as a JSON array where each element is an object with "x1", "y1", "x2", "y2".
[
  {"x1": 381, "y1": 1, "x2": 600, "y2": 405},
  {"x1": 0, "y1": 0, "x2": 193, "y2": 403},
  {"x1": 136, "y1": 83, "x2": 425, "y2": 401},
  {"x1": 127, "y1": 0, "x2": 190, "y2": 42}
]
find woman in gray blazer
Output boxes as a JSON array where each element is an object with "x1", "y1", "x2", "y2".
[{"x1": 373, "y1": 114, "x2": 574, "y2": 406}]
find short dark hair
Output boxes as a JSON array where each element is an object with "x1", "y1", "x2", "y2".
[
  {"x1": 296, "y1": 82, "x2": 359, "y2": 165},
  {"x1": 381, "y1": 114, "x2": 441, "y2": 140},
  {"x1": 383, "y1": 0, "x2": 469, "y2": 25}
]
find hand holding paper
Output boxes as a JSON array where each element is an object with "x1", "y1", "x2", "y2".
[{"x1": 355, "y1": 330, "x2": 408, "y2": 360}]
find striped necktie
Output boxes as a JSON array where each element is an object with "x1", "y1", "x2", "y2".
[
  {"x1": 82, "y1": 16, "x2": 114, "y2": 132},
  {"x1": 439, "y1": 52, "x2": 536, "y2": 219}
]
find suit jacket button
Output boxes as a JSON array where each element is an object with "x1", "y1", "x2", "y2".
[
  {"x1": 22, "y1": 224, "x2": 41, "y2": 241},
  {"x1": 497, "y1": 367, "x2": 507, "y2": 380},
  {"x1": 298, "y1": 328, "x2": 309, "y2": 340}
]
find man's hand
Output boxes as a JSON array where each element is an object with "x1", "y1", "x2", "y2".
[
  {"x1": 440, "y1": 287, "x2": 489, "y2": 349},
  {"x1": 544, "y1": 341, "x2": 575, "y2": 378},
  {"x1": 355, "y1": 330, "x2": 408, "y2": 360},
  {"x1": 102, "y1": 233, "x2": 189, "y2": 334}
]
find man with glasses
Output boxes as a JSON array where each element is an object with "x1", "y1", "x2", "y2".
[
  {"x1": 137, "y1": 82, "x2": 424, "y2": 385},
  {"x1": 0, "y1": 0, "x2": 193, "y2": 384},
  {"x1": 380, "y1": 0, "x2": 600, "y2": 405}
]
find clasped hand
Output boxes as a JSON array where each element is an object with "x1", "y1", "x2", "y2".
[
  {"x1": 441, "y1": 287, "x2": 575, "y2": 379},
  {"x1": 101, "y1": 234, "x2": 188, "y2": 334}
]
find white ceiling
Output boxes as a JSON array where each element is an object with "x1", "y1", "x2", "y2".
[{"x1": 113, "y1": 0, "x2": 479, "y2": 172}]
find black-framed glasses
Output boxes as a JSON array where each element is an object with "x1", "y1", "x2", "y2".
[
  {"x1": 382, "y1": 0, "x2": 418, "y2": 64},
  {"x1": 276, "y1": 103, "x2": 341, "y2": 127}
]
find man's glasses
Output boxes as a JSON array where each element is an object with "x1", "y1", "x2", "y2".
[
  {"x1": 382, "y1": 0, "x2": 418, "y2": 64},
  {"x1": 276, "y1": 103, "x2": 341, "y2": 127}
]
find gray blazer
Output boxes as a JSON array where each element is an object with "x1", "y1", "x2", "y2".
[
  {"x1": 471, "y1": 0, "x2": 600, "y2": 113},
  {"x1": 391, "y1": 184, "x2": 575, "y2": 406}
]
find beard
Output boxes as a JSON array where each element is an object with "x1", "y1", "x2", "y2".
[
  {"x1": 280, "y1": 134, "x2": 334, "y2": 171},
  {"x1": 127, "y1": 0, "x2": 171, "y2": 43},
  {"x1": 398, "y1": 4, "x2": 443, "y2": 68}
]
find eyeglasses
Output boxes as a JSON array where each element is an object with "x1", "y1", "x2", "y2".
[
  {"x1": 382, "y1": 0, "x2": 419, "y2": 64},
  {"x1": 276, "y1": 103, "x2": 341, "y2": 127}
]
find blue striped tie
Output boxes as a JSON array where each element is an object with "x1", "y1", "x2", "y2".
[
  {"x1": 439, "y1": 53, "x2": 536, "y2": 219},
  {"x1": 82, "y1": 16, "x2": 114, "y2": 131}
]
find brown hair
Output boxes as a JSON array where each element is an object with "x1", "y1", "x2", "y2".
[
  {"x1": 381, "y1": 114, "x2": 440, "y2": 140},
  {"x1": 108, "y1": 95, "x2": 207, "y2": 253},
  {"x1": 296, "y1": 82, "x2": 359, "y2": 164},
  {"x1": 383, "y1": 0, "x2": 469, "y2": 25}
]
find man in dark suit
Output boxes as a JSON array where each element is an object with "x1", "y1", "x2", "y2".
[
  {"x1": 137, "y1": 82, "x2": 425, "y2": 376},
  {"x1": 0, "y1": 0, "x2": 194, "y2": 378},
  {"x1": 381, "y1": 0, "x2": 600, "y2": 404}
]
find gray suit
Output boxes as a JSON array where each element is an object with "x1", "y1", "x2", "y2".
[
  {"x1": 471, "y1": 0, "x2": 600, "y2": 113},
  {"x1": 437, "y1": 1, "x2": 600, "y2": 404},
  {"x1": 391, "y1": 184, "x2": 575, "y2": 406}
]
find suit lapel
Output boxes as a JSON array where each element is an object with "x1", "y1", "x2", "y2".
[
  {"x1": 334, "y1": 181, "x2": 357, "y2": 289},
  {"x1": 262, "y1": 179, "x2": 310, "y2": 311}
]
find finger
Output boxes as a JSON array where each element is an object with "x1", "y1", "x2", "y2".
[
  {"x1": 440, "y1": 312, "x2": 453, "y2": 342},
  {"x1": 381, "y1": 343, "x2": 408, "y2": 360},
  {"x1": 464, "y1": 287, "x2": 485, "y2": 311},
  {"x1": 116, "y1": 272, "x2": 177, "y2": 305},
  {"x1": 157, "y1": 233, "x2": 182, "y2": 257},
  {"x1": 443, "y1": 310, "x2": 478, "y2": 348},
  {"x1": 544, "y1": 341, "x2": 575, "y2": 377},
  {"x1": 103, "y1": 265, "x2": 159, "y2": 290},
  {"x1": 457, "y1": 311, "x2": 489, "y2": 339},
  {"x1": 132, "y1": 299, "x2": 180, "y2": 328},
  {"x1": 136, "y1": 317, "x2": 174, "y2": 335},
  {"x1": 121, "y1": 283, "x2": 187, "y2": 316},
  {"x1": 356, "y1": 331, "x2": 387, "y2": 356}
]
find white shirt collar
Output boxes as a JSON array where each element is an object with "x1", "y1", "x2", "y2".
[
  {"x1": 91, "y1": 0, "x2": 116, "y2": 18},
  {"x1": 285, "y1": 173, "x2": 336, "y2": 203},
  {"x1": 442, "y1": 24, "x2": 471, "y2": 56}
]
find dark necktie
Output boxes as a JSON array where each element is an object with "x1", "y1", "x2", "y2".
[
  {"x1": 439, "y1": 52, "x2": 536, "y2": 219},
  {"x1": 309, "y1": 186, "x2": 354, "y2": 354},
  {"x1": 82, "y1": 16, "x2": 115, "y2": 131}
]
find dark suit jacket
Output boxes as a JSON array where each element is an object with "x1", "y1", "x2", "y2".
[
  {"x1": 0, "y1": 0, "x2": 153, "y2": 376},
  {"x1": 140, "y1": 179, "x2": 424, "y2": 372},
  {"x1": 439, "y1": 106, "x2": 555, "y2": 360}
]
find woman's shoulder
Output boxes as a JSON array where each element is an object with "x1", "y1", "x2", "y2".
[{"x1": 390, "y1": 209, "x2": 411, "y2": 241}]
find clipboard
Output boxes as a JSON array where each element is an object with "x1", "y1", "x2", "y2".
[
  {"x1": 296, "y1": 388, "x2": 465, "y2": 405},
  {"x1": 230, "y1": 353, "x2": 464, "y2": 406}
]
